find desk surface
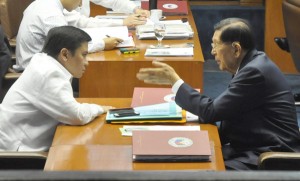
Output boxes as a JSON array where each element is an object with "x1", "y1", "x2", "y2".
[
  {"x1": 44, "y1": 98, "x2": 225, "y2": 171},
  {"x1": 80, "y1": 11, "x2": 204, "y2": 98}
]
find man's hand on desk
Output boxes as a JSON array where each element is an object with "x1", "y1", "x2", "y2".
[
  {"x1": 101, "y1": 106, "x2": 115, "y2": 113},
  {"x1": 103, "y1": 37, "x2": 123, "y2": 50},
  {"x1": 123, "y1": 14, "x2": 147, "y2": 28},
  {"x1": 134, "y1": 8, "x2": 150, "y2": 18},
  {"x1": 137, "y1": 61, "x2": 181, "y2": 86}
]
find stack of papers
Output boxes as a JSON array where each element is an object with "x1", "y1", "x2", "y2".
[
  {"x1": 95, "y1": 15, "x2": 128, "y2": 19},
  {"x1": 120, "y1": 125, "x2": 200, "y2": 136},
  {"x1": 136, "y1": 23, "x2": 194, "y2": 40},
  {"x1": 106, "y1": 102, "x2": 183, "y2": 124},
  {"x1": 145, "y1": 47, "x2": 193, "y2": 57}
]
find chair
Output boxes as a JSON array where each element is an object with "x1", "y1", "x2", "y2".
[
  {"x1": 258, "y1": 0, "x2": 300, "y2": 170},
  {"x1": 0, "y1": 0, "x2": 33, "y2": 47},
  {"x1": 0, "y1": 151, "x2": 47, "y2": 170},
  {"x1": 274, "y1": 0, "x2": 300, "y2": 101},
  {"x1": 258, "y1": 152, "x2": 300, "y2": 170},
  {"x1": 0, "y1": 0, "x2": 32, "y2": 101}
]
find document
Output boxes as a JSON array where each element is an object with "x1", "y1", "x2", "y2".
[
  {"x1": 131, "y1": 87, "x2": 175, "y2": 107},
  {"x1": 131, "y1": 87, "x2": 200, "y2": 122},
  {"x1": 105, "y1": 102, "x2": 183, "y2": 123},
  {"x1": 120, "y1": 125, "x2": 201, "y2": 136},
  {"x1": 145, "y1": 47, "x2": 193, "y2": 57},
  {"x1": 136, "y1": 23, "x2": 194, "y2": 40},
  {"x1": 95, "y1": 15, "x2": 128, "y2": 19},
  {"x1": 82, "y1": 26, "x2": 135, "y2": 48},
  {"x1": 132, "y1": 130, "x2": 212, "y2": 162}
]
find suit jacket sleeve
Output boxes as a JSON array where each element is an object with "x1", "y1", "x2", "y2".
[{"x1": 175, "y1": 67, "x2": 265, "y2": 123}]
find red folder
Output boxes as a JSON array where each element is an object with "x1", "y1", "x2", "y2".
[
  {"x1": 142, "y1": 0, "x2": 188, "y2": 16},
  {"x1": 131, "y1": 87, "x2": 200, "y2": 108},
  {"x1": 132, "y1": 130, "x2": 211, "y2": 162},
  {"x1": 131, "y1": 87, "x2": 175, "y2": 107}
]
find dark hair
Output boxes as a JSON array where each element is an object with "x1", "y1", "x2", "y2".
[
  {"x1": 214, "y1": 18, "x2": 255, "y2": 50},
  {"x1": 42, "y1": 26, "x2": 91, "y2": 59}
]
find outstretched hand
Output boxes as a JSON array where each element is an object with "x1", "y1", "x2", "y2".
[{"x1": 136, "y1": 61, "x2": 181, "y2": 85}]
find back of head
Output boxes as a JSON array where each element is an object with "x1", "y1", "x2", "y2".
[
  {"x1": 42, "y1": 26, "x2": 91, "y2": 59},
  {"x1": 214, "y1": 18, "x2": 255, "y2": 51}
]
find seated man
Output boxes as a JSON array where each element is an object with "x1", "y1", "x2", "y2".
[
  {"x1": 15, "y1": 0, "x2": 123, "y2": 72},
  {"x1": 0, "y1": 26, "x2": 113, "y2": 151},
  {"x1": 137, "y1": 18, "x2": 300, "y2": 170},
  {"x1": 65, "y1": 0, "x2": 149, "y2": 28}
]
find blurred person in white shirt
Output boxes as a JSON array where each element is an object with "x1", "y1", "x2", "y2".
[
  {"x1": 65, "y1": 0, "x2": 150, "y2": 28},
  {"x1": 15, "y1": 0, "x2": 123, "y2": 71}
]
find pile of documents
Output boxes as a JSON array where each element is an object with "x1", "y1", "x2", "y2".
[
  {"x1": 144, "y1": 47, "x2": 193, "y2": 57},
  {"x1": 120, "y1": 125, "x2": 201, "y2": 136},
  {"x1": 136, "y1": 23, "x2": 194, "y2": 40},
  {"x1": 106, "y1": 102, "x2": 183, "y2": 124}
]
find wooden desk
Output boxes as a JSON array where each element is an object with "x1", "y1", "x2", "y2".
[
  {"x1": 80, "y1": 11, "x2": 204, "y2": 98},
  {"x1": 44, "y1": 98, "x2": 225, "y2": 171}
]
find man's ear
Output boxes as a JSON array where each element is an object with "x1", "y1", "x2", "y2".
[
  {"x1": 60, "y1": 48, "x2": 69, "y2": 62},
  {"x1": 232, "y1": 42, "x2": 242, "y2": 57}
]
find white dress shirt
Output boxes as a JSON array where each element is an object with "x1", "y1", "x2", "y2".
[
  {"x1": 64, "y1": 0, "x2": 137, "y2": 28},
  {"x1": 15, "y1": 0, "x2": 105, "y2": 71},
  {"x1": 0, "y1": 53, "x2": 104, "y2": 151},
  {"x1": 172, "y1": 79, "x2": 184, "y2": 94}
]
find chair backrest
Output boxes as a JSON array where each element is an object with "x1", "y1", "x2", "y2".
[
  {"x1": 258, "y1": 152, "x2": 300, "y2": 170},
  {"x1": 282, "y1": 0, "x2": 300, "y2": 72},
  {"x1": 0, "y1": 0, "x2": 33, "y2": 40},
  {"x1": 0, "y1": 152, "x2": 47, "y2": 170}
]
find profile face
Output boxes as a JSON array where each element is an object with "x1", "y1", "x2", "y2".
[
  {"x1": 63, "y1": 0, "x2": 82, "y2": 12},
  {"x1": 211, "y1": 30, "x2": 235, "y2": 73},
  {"x1": 64, "y1": 42, "x2": 89, "y2": 78}
]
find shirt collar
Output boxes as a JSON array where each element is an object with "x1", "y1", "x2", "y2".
[{"x1": 44, "y1": 53, "x2": 73, "y2": 81}]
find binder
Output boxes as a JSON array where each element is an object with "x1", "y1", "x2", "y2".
[
  {"x1": 132, "y1": 130, "x2": 212, "y2": 162},
  {"x1": 141, "y1": 0, "x2": 188, "y2": 16}
]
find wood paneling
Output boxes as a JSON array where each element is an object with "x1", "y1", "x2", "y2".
[
  {"x1": 89, "y1": 2, "x2": 106, "y2": 17},
  {"x1": 80, "y1": 10, "x2": 204, "y2": 98},
  {"x1": 264, "y1": 0, "x2": 296, "y2": 73}
]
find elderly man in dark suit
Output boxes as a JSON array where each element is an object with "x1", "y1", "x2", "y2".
[
  {"x1": 136, "y1": 18, "x2": 300, "y2": 170},
  {"x1": 0, "y1": 25, "x2": 11, "y2": 93}
]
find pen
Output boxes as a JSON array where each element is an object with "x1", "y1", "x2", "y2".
[{"x1": 106, "y1": 35, "x2": 122, "y2": 43}]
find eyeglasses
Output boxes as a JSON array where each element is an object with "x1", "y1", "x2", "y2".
[{"x1": 211, "y1": 42, "x2": 226, "y2": 50}]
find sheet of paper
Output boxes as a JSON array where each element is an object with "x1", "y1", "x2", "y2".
[
  {"x1": 134, "y1": 102, "x2": 179, "y2": 116},
  {"x1": 95, "y1": 15, "x2": 128, "y2": 19},
  {"x1": 120, "y1": 125, "x2": 201, "y2": 136},
  {"x1": 82, "y1": 26, "x2": 135, "y2": 47},
  {"x1": 145, "y1": 47, "x2": 193, "y2": 57}
]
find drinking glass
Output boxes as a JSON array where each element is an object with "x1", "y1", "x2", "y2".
[{"x1": 154, "y1": 23, "x2": 166, "y2": 47}]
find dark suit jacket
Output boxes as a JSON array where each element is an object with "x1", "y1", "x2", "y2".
[
  {"x1": 0, "y1": 25, "x2": 11, "y2": 91},
  {"x1": 175, "y1": 49, "x2": 300, "y2": 168}
]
